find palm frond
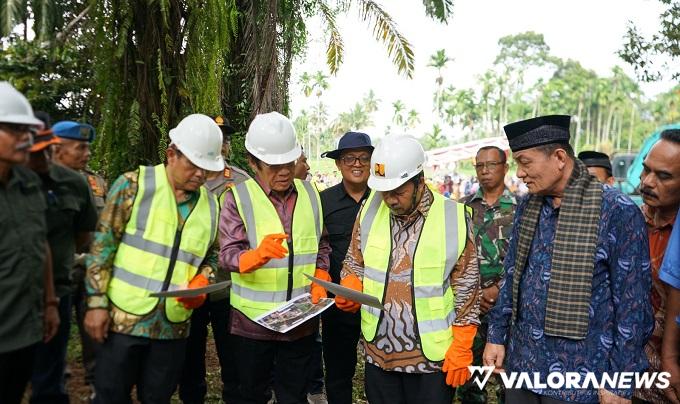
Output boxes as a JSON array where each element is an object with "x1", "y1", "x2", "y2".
[
  {"x1": 356, "y1": 0, "x2": 414, "y2": 78},
  {"x1": 317, "y1": 1, "x2": 344, "y2": 75},
  {"x1": 1, "y1": 0, "x2": 24, "y2": 37},
  {"x1": 32, "y1": 0, "x2": 56, "y2": 41},
  {"x1": 421, "y1": 0, "x2": 454, "y2": 23}
]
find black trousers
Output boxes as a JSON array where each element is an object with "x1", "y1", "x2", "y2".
[
  {"x1": 505, "y1": 389, "x2": 573, "y2": 404},
  {"x1": 364, "y1": 362, "x2": 455, "y2": 404},
  {"x1": 307, "y1": 326, "x2": 324, "y2": 395},
  {"x1": 179, "y1": 298, "x2": 237, "y2": 404},
  {"x1": 30, "y1": 295, "x2": 71, "y2": 404},
  {"x1": 233, "y1": 334, "x2": 315, "y2": 404},
  {"x1": 321, "y1": 306, "x2": 360, "y2": 404},
  {"x1": 73, "y1": 264, "x2": 99, "y2": 384},
  {"x1": 0, "y1": 343, "x2": 36, "y2": 404},
  {"x1": 93, "y1": 332, "x2": 187, "y2": 404}
]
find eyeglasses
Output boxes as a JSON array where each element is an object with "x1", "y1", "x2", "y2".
[
  {"x1": 474, "y1": 161, "x2": 505, "y2": 171},
  {"x1": 0, "y1": 123, "x2": 34, "y2": 136},
  {"x1": 173, "y1": 147, "x2": 207, "y2": 173},
  {"x1": 340, "y1": 155, "x2": 371, "y2": 166}
]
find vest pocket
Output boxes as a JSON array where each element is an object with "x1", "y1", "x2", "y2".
[{"x1": 294, "y1": 235, "x2": 319, "y2": 255}]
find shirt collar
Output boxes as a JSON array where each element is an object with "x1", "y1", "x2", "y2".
[
  {"x1": 254, "y1": 175, "x2": 296, "y2": 199},
  {"x1": 46, "y1": 163, "x2": 62, "y2": 182},
  {"x1": 642, "y1": 204, "x2": 677, "y2": 230},
  {"x1": 339, "y1": 181, "x2": 370, "y2": 202},
  {"x1": 393, "y1": 186, "x2": 433, "y2": 223},
  {"x1": 469, "y1": 187, "x2": 515, "y2": 206}
]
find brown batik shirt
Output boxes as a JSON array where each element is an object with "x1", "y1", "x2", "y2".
[{"x1": 341, "y1": 187, "x2": 481, "y2": 373}]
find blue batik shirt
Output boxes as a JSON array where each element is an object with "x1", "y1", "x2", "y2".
[
  {"x1": 487, "y1": 187, "x2": 653, "y2": 403},
  {"x1": 660, "y1": 209, "x2": 680, "y2": 325}
]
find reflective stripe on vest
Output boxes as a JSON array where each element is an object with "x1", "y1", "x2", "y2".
[
  {"x1": 230, "y1": 178, "x2": 323, "y2": 320},
  {"x1": 108, "y1": 164, "x2": 218, "y2": 323},
  {"x1": 358, "y1": 190, "x2": 466, "y2": 361}
]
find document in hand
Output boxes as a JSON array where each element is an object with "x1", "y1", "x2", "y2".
[
  {"x1": 305, "y1": 274, "x2": 384, "y2": 310},
  {"x1": 149, "y1": 280, "x2": 232, "y2": 298},
  {"x1": 254, "y1": 293, "x2": 335, "y2": 333}
]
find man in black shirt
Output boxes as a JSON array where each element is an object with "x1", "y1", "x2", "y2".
[
  {"x1": 28, "y1": 113, "x2": 99, "y2": 404},
  {"x1": 319, "y1": 132, "x2": 373, "y2": 404}
]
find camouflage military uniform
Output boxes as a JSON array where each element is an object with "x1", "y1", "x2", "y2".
[
  {"x1": 457, "y1": 188, "x2": 516, "y2": 404},
  {"x1": 75, "y1": 168, "x2": 108, "y2": 385}
]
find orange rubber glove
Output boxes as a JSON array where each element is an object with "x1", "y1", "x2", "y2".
[
  {"x1": 310, "y1": 269, "x2": 331, "y2": 304},
  {"x1": 334, "y1": 274, "x2": 363, "y2": 313},
  {"x1": 238, "y1": 233, "x2": 288, "y2": 273},
  {"x1": 176, "y1": 274, "x2": 210, "y2": 309},
  {"x1": 442, "y1": 324, "x2": 478, "y2": 387}
]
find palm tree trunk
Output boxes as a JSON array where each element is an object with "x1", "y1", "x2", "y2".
[
  {"x1": 605, "y1": 105, "x2": 616, "y2": 145},
  {"x1": 596, "y1": 107, "x2": 603, "y2": 148},
  {"x1": 613, "y1": 113, "x2": 619, "y2": 150},
  {"x1": 574, "y1": 98, "x2": 583, "y2": 153},
  {"x1": 586, "y1": 105, "x2": 592, "y2": 146}
]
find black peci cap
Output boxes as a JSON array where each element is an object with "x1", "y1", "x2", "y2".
[
  {"x1": 503, "y1": 115, "x2": 571, "y2": 152},
  {"x1": 578, "y1": 150, "x2": 612, "y2": 172}
]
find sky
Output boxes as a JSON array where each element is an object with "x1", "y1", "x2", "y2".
[{"x1": 289, "y1": 0, "x2": 673, "y2": 142}]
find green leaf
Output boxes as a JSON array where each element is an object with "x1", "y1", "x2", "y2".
[
  {"x1": 1, "y1": 0, "x2": 24, "y2": 37},
  {"x1": 356, "y1": 0, "x2": 415, "y2": 78},
  {"x1": 421, "y1": 0, "x2": 454, "y2": 23},
  {"x1": 318, "y1": 1, "x2": 344, "y2": 75}
]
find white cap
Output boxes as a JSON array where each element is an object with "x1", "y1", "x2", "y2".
[
  {"x1": 245, "y1": 111, "x2": 301, "y2": 165},
  {"x1": 0, "y1": 82, "x2": 44, "y2": 128},
  {"x1": 169, "y1": 114, "x2": 225, "y2": 171},
  {"x1": 367, "y1": 135, "x2": 426, "y2": 192}
]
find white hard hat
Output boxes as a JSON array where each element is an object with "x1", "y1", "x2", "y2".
[
  {"x1": 368, "y1": 135, "x2": 426, "y2": 192},
  {"x1": 169, "y1": 114, "x2": 225, "y2": 171},
  {"x1": 0, "y1": 82, "x2": 44, "y2": 128},
  {"x1": 245, "y1": 111, "x2": 301, "y2": 165}
]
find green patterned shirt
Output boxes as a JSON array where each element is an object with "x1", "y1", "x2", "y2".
[
  {"x1": 460, "y1": 188, "x2": 516, "y2": 288},
  {"x1": 85, "y1": 169, "x2": 218, "y2": 339}
]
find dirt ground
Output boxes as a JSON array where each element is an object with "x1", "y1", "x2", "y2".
[
  {"x1": 30, "y1": 319, "x2": 367, "y2": 404},
  {"x1": 23, "y1": 320, "x2": 225, "y2": 404}
]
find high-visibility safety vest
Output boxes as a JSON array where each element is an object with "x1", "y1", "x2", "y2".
[
  {"x1": 359, "y1": 190, "x2": 467, "y2": 361},
  {"x1": 108, "y1": 164, "x2": 219, "y2": 324},
  {"x1": 230, "y1": 178, "x2": 323, "y2": 320}
]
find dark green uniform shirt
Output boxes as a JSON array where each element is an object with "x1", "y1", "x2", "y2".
[
  {"x1": 39, "y1": 164, "x2": 98, "y2": 297},
  {"x1": 0, "y1": 165, "x2": 48, "y2": 353},
  {"x1": 81, "y1": 168, "x2": 107, "y2": 213}
]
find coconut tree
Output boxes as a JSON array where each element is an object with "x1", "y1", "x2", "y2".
[
  {"x1": 392, "y1": 100, "x2": 406, "y2": 131},
  {"x1": 428, "y1": 48, "x2": 453, "y2": 115},
  {"x1": 406, "y1": 109, "x2": 420, "y2": 130}
]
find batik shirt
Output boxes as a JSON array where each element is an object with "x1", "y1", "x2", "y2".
[
  {"x1": 488, "y1": 188, "x2": 653, "y2": 402},
  {"x1": 634, "y1": 204, "x2": 676, "y2": 403},
  {"x1": 85, "y1": 170, "x2": 219, "y2": 339},
  {"x1": 342, "y1": 188, "x2": 481, "y2": 373},
  {"x1": 460, "y1": 188, "x2": 516, "y2": 288}
]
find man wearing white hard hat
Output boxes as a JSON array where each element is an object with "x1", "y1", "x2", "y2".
[
  {"x1": 218, "y1": 111, "x2": 331, "y2": 404},
  {"x1": 335, "y1": 135, "x2": 481, "y2": 404},
  {"x1": 83, "y1": 114, "x2": 224, "y2": 403},
  {"x1": 0, "y1": 82, "x2": 60, "y2": 404}
]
